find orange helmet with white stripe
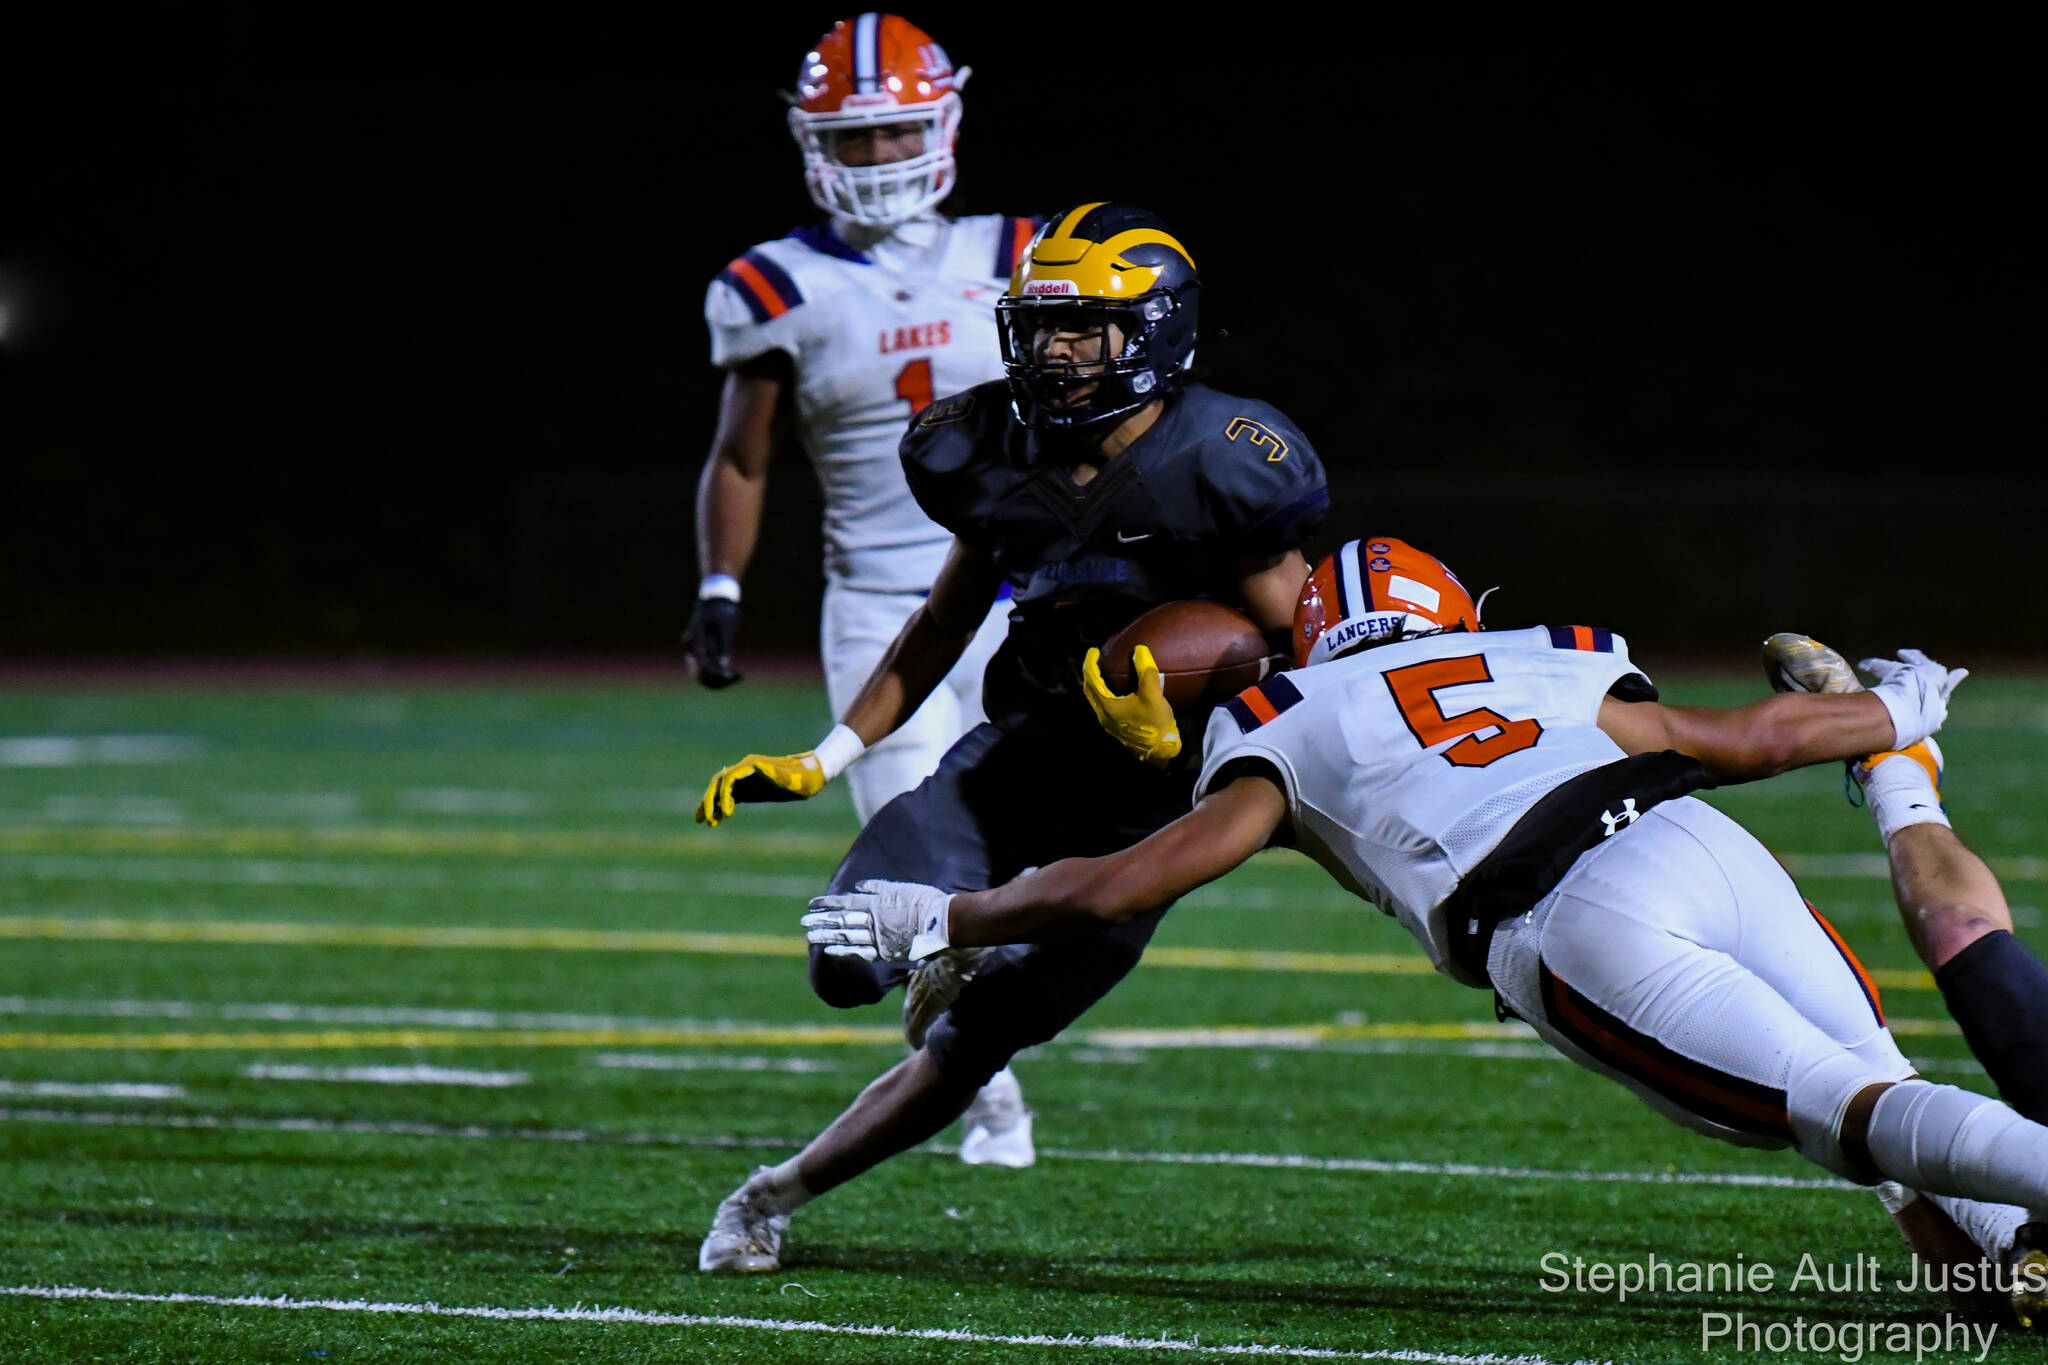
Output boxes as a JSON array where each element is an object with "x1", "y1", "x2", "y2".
[
  {"x1": 1293, "y1": 537, "x2": 1481, "y2": 668},
  {"x1": 788, "y1": 14, "x2": 968, "y2": 228}
]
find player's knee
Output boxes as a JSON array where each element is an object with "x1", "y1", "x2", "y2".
[
  {"x1": 1788, "y1": 1051, "x2": 1909, "y2": 1181},
  {"x1": 808, "y1": 945, "x2": 894, "y2": 1009},
  {"x1": 1916, "y1": 907, "x2": 2004, "y2": 971}
]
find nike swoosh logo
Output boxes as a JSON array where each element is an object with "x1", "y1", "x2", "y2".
[{"x1": 1116, "y1": 530, "x2": 1152, "y2": 543}]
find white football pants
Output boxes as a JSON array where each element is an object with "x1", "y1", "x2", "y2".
[
  {"x1": 822, "y1": 582, "x2": 1012, "y2": 825},
  {"x1": 1488, "y1": 796, "x2": 1914, "y2": 1177}
]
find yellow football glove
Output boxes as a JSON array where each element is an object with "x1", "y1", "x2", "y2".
[
  {"x1": 1081, "y1": 644, "x2": 1182, "y2": 769},
  {"x1": 695, "y1": 751, "x2": 828, "y2": 827}
]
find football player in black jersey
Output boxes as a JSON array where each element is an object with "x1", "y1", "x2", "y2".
[{"x1": 692, "y1": 203, "x2": 1331, "y2": 1272}]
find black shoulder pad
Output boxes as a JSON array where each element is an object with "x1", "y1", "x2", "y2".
[
  {"x1": 900, "y1": 381, "x2": 1009, "y2": 537},
  {"x1": 1606, "y1": 673, "x2": 1660, "y2": 704},
  {"x1": 1190, "y1": 390, "x2": 1330, "y2": 554}
]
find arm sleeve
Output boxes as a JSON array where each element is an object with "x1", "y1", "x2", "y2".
[{"x1": 1196, "y1": 403, "x2": 1331, "y2": 555}]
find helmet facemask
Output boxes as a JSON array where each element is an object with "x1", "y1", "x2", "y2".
[
  {"x1": 996, "y1": 287, "x2": 1195, "y2": 431},
  {"x1": 788, "y1": 94, "x2": 962, "y2": 229}
]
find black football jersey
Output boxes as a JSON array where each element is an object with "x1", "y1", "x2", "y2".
[{"x1": 901, "y1": 380, "x2": 1330, "y2": 733}]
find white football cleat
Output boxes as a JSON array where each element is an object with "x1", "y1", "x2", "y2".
[
  {"x1": 697, "y1": 1167, "x2": 791, "y2": 1274},
  {"x1": 1761, "y1": 631, "x2": 1862, "y2": 696},
  {"x1": 957, "y1": 1066, "x2": 1035, "y2": 1168}
]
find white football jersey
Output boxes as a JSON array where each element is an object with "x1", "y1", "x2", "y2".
[
  {"x1": 705, "y1": 213, "x2": 1037, "y2": 593},
  {"x1": 1195, "y1": 626, "x2": 1648, "y2": 980}
]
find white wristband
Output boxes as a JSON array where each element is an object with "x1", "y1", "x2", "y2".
[
  {"x1": 698, "y1": 574, "x2": 741, "y2": 603},
  {"x1": 908, "y1": 893, "x2": 954, "y2": 960},
  {"x1": 1870, "y1": 681, "x2": 1923, "y2": 751},
  {"x1": 812, "y1": 723, "x2": 867, "y2": 782}
]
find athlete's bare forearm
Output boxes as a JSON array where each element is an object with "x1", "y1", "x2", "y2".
[
  {"x1": 1598, "y1": 692, "x2": 1897, "y2": 783},
  {"x1": 695, "y1": 456, "x2": 767, "y2": 580},
  {"x1": 1887, "y1": 824, "x2": 2012, "y2": 967},
  {"x1": 946, "y1": 776, "x2": 1289, "y2": 943},
  {"x1": 694, "y1": 369, "x2": 780, "y2": 581},
  {"x1": 837, "y1": 538, "x2": 1003, "y2": 746},
  {"x1": 838, "y1": 603, "x2": 982, "y2": 745}
]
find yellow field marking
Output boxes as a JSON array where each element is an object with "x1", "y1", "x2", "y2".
[
  {"x1": 1867, "y1": 967, "x2": 1937, "y2": 991},
  {"x1": 0, "y1": 916, "x2": 805, "y2": 957},
  {"x1": 0, "y1": 914, "x2": 1946, "y2": 995},
  {"x1": 0, "y1": 1015, "x2": 1961, "y2": 1051}
]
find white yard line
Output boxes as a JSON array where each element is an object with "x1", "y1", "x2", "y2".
[
  {"x1": 0, "y1": 1106, "x2": 1853, "y2": 1190},
  {"x1": 397, "y1": 789, "x2": 540, "y2": 817},
  {"x1": 243, "y1": 1064, "x2": 528, "y2": 1088},
  {"x1": 0, "y1": 996, "x2": 806, "y2": 1032},
  {"x1": 0, "y1": 1080, "x2": 184, "y2": 1099},
  {"x1": 0, "y1": 996, "x2": 1978, "y2": 1059},
  {"x1": 0, "y1": 736, "x2": 203, "y2": 768},
  {"x1": 0, "y1": 1285, "x2": 1613, "y2": 1363},
  {"x1": 594, "y1": 1053, "x2": 837, "y2": 1074}
]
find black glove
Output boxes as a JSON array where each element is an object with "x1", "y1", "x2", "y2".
[{"x1": 682, "y1": 597, "x2": 742, "y2": 689}]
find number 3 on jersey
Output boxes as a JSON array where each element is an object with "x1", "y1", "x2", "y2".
[
  {"x1": 1383, "y1": 655, "x2": 1542, "y2": 767},
  {"x1": 895, "y1": 357, "x2": 934, "y2": 414}
]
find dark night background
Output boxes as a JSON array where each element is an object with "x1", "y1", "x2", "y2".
[{"x1": 3, "y1": 16, "x2": 2038, "y2": 666}]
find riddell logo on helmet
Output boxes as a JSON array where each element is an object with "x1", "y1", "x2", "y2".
[{"x1": 1023, "y1": 279, "x2": 1080, "y2": 296}]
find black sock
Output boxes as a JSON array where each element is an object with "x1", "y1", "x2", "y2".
[{"x1": 1934, "y1": 930, "x2": 2048, "y2": 1124}]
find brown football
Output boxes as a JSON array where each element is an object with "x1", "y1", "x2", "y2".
[{"x1": 1099, "y1": 600, "x2": 1275, "y2": 715}]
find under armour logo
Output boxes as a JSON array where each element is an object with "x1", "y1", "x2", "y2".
[{"x1": 1599, "y1": 799, "x2": 1639, "y2": 838}]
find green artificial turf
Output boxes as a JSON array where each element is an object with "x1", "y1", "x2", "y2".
[{"x1": 0, "y1": 672, "x2": 2043, "y2": 1362}]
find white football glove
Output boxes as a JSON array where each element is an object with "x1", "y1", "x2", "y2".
[
  {"x1": 802, "y1": 879, "x2": 952, "y2": 962},
  {"x1": 1859, "y1": 648, "x2": 1969, "y2": 749}
]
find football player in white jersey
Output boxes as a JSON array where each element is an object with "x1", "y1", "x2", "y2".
[
  {"x1": 808, "y1": 537, "x2": 2048, "y2": 1307},
  {"x1": 681, "y1": 13, "x2": 1037, "y2": 1165}
]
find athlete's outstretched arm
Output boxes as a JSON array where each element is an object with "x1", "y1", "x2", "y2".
[
  {"x1": 804, "y1": 773, "x2": 1287, "y2": 960},
  {"x1": 950, "y1": 774, "x2": 1287, "y2": 941},
  {"x1": 1596, "y1": 692, "x2": 1899, "y2": 782},
  {"x1": 836, "y1": 537, "x2": 1005, "y2": 746},
  {"x1": 696, "y1": 535, "x2": 1002, "y2": 826},
  {"x1": 1598, "y1": 646, "x2": 1964, "y2": 785}
]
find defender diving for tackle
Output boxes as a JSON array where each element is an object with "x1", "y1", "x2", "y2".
[{"x1": 812, "y1": 538, "x2": 2048, "y2": 1295}]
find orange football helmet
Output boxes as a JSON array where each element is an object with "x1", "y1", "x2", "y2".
[
  {"x1": 788, "y1": 14, "x2": 968, "y2": 228},
  {"x1": 1294, "y1": 537, "x2": 1481, "y2": 668}
]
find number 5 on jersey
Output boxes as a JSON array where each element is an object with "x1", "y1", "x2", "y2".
[{"x1": 1384, "y1": 655, "x2": 1542, "y2": 767}]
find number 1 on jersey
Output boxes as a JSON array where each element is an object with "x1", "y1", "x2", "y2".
[
  {"x1": 895, "y1": 357, "x2": 934, "y2": 414},
  {"x1": 1383, "y1": 655, "x2": 1543, "y2": 767}
]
